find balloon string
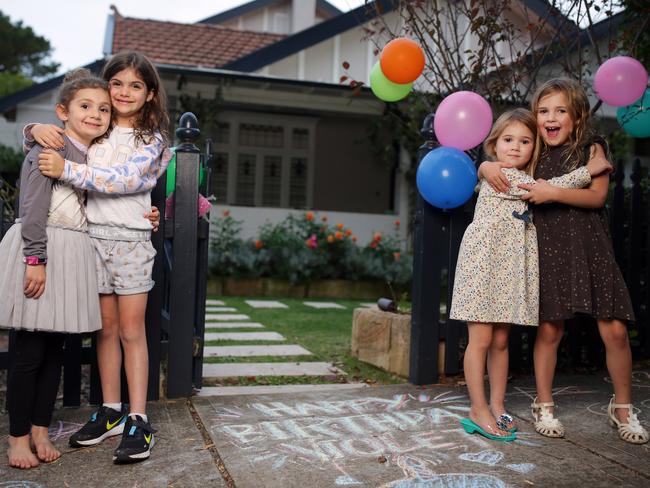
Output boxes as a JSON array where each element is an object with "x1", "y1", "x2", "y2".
[{"x1": 620, "y1": 104, "x2": 648, "y2": 125}]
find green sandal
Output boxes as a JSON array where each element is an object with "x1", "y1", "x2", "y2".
[{"x1": 460, "y1": 418, "x2": 517, "y2": 442}]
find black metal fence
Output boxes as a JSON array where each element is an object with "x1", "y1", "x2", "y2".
[
  {"x1": 410, "y1": 115, "x2": 650, "y2": 384},
  {"x1": 0, "y1": 112, "x2": 210, "y2": 405}
]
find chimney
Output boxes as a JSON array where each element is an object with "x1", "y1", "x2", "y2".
[{"x1": 292, "y1": 0, "x2": 316, "y2": 33}]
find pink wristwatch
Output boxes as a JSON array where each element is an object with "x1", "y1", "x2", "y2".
[{"x1": 23, "y1": 256, "x2": 47, "y2": 265}]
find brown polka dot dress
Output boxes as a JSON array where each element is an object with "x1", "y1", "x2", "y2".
[
  {"x1": 533, "y1": 144, "x2": 634, "y2": 322},
  {"x1": 450, "y1": 167, "x2": 592, "y2": 326}
]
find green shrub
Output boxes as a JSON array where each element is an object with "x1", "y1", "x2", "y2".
[{"x1": 209, "y1": 211, "x2": 412, "y2": 287}]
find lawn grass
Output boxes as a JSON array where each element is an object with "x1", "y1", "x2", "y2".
[{"x1": 204, "y1": 296, "x2": 406, "y2": 385}]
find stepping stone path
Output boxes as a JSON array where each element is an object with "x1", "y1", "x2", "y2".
[
  {"x1": 303, "y1": 301, "x2": 346, "y2": 309},
  {"x1": 205, "y1": 313, "x2": 250, "y2": 321},
  {"x1": 245, "y1": 300, "x2": 288, "y2": 308},
  {"x1": 202, "y1": 299, "x2": 346, "y2": 388},
  {"x1": 204, "y1": 345, "x2": 312, "y2": 357},
  {"x1": 205, "y1": 332, "x2": 285, "y2": 342},
  {"x1": 206, "y1": 306, "x2": 237, "y2": 312}
]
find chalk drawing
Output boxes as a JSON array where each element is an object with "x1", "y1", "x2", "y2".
[
  {"x1": 509, "y1": 385, "x2": 597, "y2": 400},
  {"x1": 380, "y1": 455, "x2": 506, "y2": 488},
  {"x1": 335, "y1": 476, "x2": 362, "y2": 485},
  {"x1": 458, "y1": 449, "x2": 504, "y2": 466},
  {"x1": 49, "y1": 420, "x2": 84, "y2": 441},
  {"x1": 605, "y1": 371, "x2": 650, "y2": 388},
  {"x1": 506, "y1": 463, "x2": 535, "y2": 474},
  {"x1": 0, "y1": 482, "x2": 44, "y2": 488}
]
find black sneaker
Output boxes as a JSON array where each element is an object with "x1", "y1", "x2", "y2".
[
  {"x1": 113, "y1": 415, "x2": 156, "y2": 464},
  {"x1": 69, "y1": 406, "x2": 127, "y2": 447}
]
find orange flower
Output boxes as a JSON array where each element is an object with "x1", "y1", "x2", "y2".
[
  {"x1": 393, "y1": 252, "x2": 401, "y2": 261},
  {"x1": 345, "y1": 229, "x2": 352, "y2": 236},
  {"x1": 222, "y1": 210, "x2": 230, "y2": 217},
  {"x1": 336, "y1": 223, "x2": 344, "y2": 230},
  {"x1": 254, "y1": 240, "x2": 263, "y2": 249},
  {"x1": 335, "y1": 231, "x2": 343, "y2": 240},
  {"x1": 394, "y1": 219, "x2": 401, "y2": 227},
  {"x1": 352, "y1": 236, "x2": 357, "y2": 243},
  {"x1": 326, "y1": 235, "x2": 335, "y2": 243},
  {"x1": 373, "y1": 232, "x2": 382, "y2": 242},
  {"x1": 321, "y1": 216, "x2": 328, "y2": 222},
  {"x1": 305, "y1": 211, "x2": 314, "y2": 221}
]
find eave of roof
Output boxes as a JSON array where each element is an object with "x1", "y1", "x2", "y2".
[
  {"x1": 222, "y1": 0, "x2": 397, "y2": 72},
  {"x1": 198, "y1": 0, "x2": 343, "y2": 25}
]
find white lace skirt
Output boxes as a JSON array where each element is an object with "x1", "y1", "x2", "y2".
[{"x1": 0, "y1": 223, "x2": 102, "y2": 333}]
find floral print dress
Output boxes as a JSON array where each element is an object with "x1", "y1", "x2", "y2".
[{"x1": 450, "y1": 166, "x2": 591, "y2": 326}]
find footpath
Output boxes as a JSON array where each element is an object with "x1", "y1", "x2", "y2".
[{"x1": 1, "y1": 368, "x2": 649, "y2": 487}]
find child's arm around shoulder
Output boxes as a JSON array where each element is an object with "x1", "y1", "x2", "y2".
[
  {"x1": 58, "y1": 135, "x2": 172, "y2": 195},
  {"x1": 23, "y1": 123, "x2": 66, "y2": 153}
]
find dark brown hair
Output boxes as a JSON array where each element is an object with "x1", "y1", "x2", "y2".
[
  {"x1": 483, "y1": 108, "x2": 540, "y2": 175},
  {"x1": 101, "y1": 51, "x2": 170, "y2": 145},
  {"x1": 57, "y1": 68, "x2": 109, "y2": 108},
  {"x1": 531, "y1": 78, "x2": 595, "y2": 173}
]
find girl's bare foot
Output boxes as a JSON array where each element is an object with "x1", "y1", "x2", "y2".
[
  {"x1": 31, "y1": 426, "x2": 61, "y2": 463},
  {"x1": 8, "y1": 435, "x2": 39, "y2": 469},
  {"x1": 469, "y1": 407, "x2": 510, "y2": 437}
]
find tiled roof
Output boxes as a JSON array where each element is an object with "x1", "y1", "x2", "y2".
[{"x1": 111, "y1": 14, "x2": 285, "y2": 68}]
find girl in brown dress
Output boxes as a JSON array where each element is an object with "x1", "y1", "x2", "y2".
[{"x1": 480, "y1": 78, "x2": 648, "y2": 444}]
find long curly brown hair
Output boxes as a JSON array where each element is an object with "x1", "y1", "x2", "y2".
[
  {"x1": 101, "y1": 51, "x2": 170, "y2": 146},
  {"x1": 530, "y1": 78, "x2": 595, "y2": 175}
]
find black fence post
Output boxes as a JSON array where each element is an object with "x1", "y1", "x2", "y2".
[
  {"x1": 409, "y1": 113, "x2": 444, "y2": 385},
  {"x1": 167, "y1": 112, "x2": 201, "y2": 398}
]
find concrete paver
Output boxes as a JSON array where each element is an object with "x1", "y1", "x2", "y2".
[
  {"x1": 303, "y1": 301, "x2": 346, "y2": 309},
  {"x1": 204, "y1": 344, "x2": 312, "y2": 357},
  {"x1": 191, "y1": 368, "x2": 650, "y2": 488},
  {"x1": 197, "y1": 383, "x2": 368, "y2": 396},
  {"x1": 205, "y1": 313, "x2": 251, "y2": 321},
  {"x1": 205, "y1": 331, "x2": 285, "y2": 342},
  {"x1": 206, "y1": 306, "x2": 238, "y2": 312},
  {"x1": 205, "y1": 299, "x2": 225, "y2": 306},
  {"x1": 0, "y1": 400, "x2": 225, "y2": 488},
  {"x1": 202, "y1": 362, "x2": 344, "y2": 377},
  {"x1": 245, "y1": 300, "x2": 289, "y2": 308},
  {"x1": 205, "y1": 322, "x2": 266, "y2": 329}
]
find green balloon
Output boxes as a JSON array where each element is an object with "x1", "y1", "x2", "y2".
[
  {"x1": 617, "y1": 88, "x2": 650, "y2": 138},
  {"x1": 165, "y1": 147, "x2": 207, "y2": 197},
  {"x1": 165, "y1": 148, "x2": 177, "y2": 197},
  {"x1": 370, "y1": 61, "x2": 412, "y2": 102}
]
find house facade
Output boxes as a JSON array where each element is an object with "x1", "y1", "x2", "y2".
[{"x1": 0, "y1": 0, "x2": 640, "y2": 245}]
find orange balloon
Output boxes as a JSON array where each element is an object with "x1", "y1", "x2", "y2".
[{"x1": 380, "y1": 38, "x2": 425, "y2": 84}]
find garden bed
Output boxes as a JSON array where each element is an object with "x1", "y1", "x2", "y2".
[{"x1": 207, "y1": 277, "x2": 397, "y2": 299}]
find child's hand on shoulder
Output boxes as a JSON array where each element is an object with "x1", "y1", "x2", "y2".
[
  {"x1": 478, "y1": 161, "x2": 514, "y2": 193},
  {"x1": 586, "y1": 144, "x2": 613, "y2": 176},
  {"x1": 38, "y1": 149, "x2": 65, "y2": 178},
  {"x1": 32, "y1": 124, "x2": 65, "y2": 150},
  {"x1": 24, "y1": 264, "x2": 46, "y2": 299}
]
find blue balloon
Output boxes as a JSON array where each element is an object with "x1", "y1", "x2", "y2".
[
  {"x1": 416, "y1": 146, "x2": 477, "y2": 210},
  {"x1": 617, "y1": 88, "x2": 650, "y2": 138}
]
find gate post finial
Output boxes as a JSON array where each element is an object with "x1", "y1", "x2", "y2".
[{"x1": 176, "y1": 112, "x2": 200, "y2": 151}]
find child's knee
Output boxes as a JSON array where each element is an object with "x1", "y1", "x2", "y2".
[
  {"x1": 491, "y1": 335, "x2": 509, "y2": 352},
  {"x1": 602, "y1": 322, "x2": 629, "y2": 347},
  {"x1": 118, "y1": 323, "x2": 145, "y2": 344}
]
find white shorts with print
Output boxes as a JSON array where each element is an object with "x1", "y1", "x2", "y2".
[{"x1": 92, "y1": 238, "x2": 156, "y2": 295}]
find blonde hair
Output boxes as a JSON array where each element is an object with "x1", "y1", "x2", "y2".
[
  {"x1": 483, "y1": 108, "x2": 540, "y2": 175},
  {"x1": 530, "y1": 78, "x2": 594, "y2": 174}
]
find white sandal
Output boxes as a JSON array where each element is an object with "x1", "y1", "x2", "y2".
[
  {"x1": 531, "y1": 397, "x2": 565, "y2": 438},
  {"x1": 607, "y1": 395, "x2": 649, "y2": 444}
]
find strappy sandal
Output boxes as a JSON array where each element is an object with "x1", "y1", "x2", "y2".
[
  {"x1": 496, "y1": 413, "x2": 517, "y2": 433},
  {"x1": 607, "y1": 395, "x2": 649, "y2": 444},
  {"x1": 460, "y1": 418, "x2": 516, "y2": 442},
  {"x1": 531, "y1": 397, "x2": 565, "y2": 438}
]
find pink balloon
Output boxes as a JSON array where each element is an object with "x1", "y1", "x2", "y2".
[
  {"x1": 434, "y1": 91, "x2": 493, "y2": 151},
  {"x1": 594, "y1": 56, "x2": 648, "y2": 107}
]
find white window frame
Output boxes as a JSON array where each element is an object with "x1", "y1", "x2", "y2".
[{"x1": 212, "y1": 111, "x2": 317, "y2": 209}]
